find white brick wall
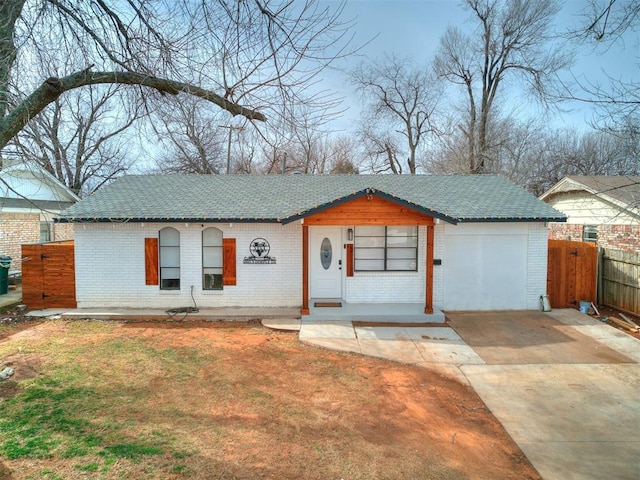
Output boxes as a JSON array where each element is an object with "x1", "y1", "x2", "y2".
[
  {"x1": 345, "y1": 226, "x2": 427, "y2": 303},
  {"x1": 526, "y1": 222, "x2": 549, "y2": 310},
  {"x1": 74, "y1": 220, "x2": 549, "y2": 311},
  {"x1": 75, "y1": 222, "x2": 302, "y2": 309},
  {"x1": 432, "y1": 223, "x2": 445, "y2": 309}
]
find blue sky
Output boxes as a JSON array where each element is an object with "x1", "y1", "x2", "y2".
[{"x1": 322, "y1": 0, "x2": 639, "y2": 133}]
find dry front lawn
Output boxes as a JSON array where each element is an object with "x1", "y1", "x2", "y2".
[{"x1": 0, "y1": 320, "x2": 540, "y2": 479}]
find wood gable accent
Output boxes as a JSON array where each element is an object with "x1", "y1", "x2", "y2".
[{"x1": 303, "y1": 195, "x2": 435, "y2": 226}]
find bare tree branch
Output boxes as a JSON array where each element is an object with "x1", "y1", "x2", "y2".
[
  {"x1": 0, "y1": 68, "x2": 265, "y2": 150},
  {"x1": 351, "y1": 55, "x2": 440, "y2": 174},
  {"x1": 1, "y1": 0, "x2": 356, "y2": 165},
  {"x1": 562, "y1": 0, "x2": 640, "y2": 128}
]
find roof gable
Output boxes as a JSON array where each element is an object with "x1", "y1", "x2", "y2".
[
  {"x1": 279, "y1": 188, "x2": 453, "y2": 224},
  {"x1": 0, "y1": 159, "x2": 80, "y2": 203},
  {"x1": 540, "y1": 176, "x2": 640, "y2": 217},
  {"x1": 59, "y1": 174, "x2": 566, "y2": 224},
  {"x1": 301, "y1": 193, "x2": 436, "y2": 225}
]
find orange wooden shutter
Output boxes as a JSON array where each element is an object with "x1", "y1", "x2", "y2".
[
  {"x1": 346, "y1": 243, "x2": 354, "y2": 277},
  {"x1": 145, "y1": 238, "x2": 159, "y2": 285},
  {"x1": 223, "y1": 238, "x2": 236, "y2": 286}
]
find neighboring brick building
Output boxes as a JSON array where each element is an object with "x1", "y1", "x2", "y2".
[
  {"x1": 540, "y1": 176, "x2": 640, "y2": 253},
  {"x1": 0, "y1": 158, "x2": 79, "y2": 273}
]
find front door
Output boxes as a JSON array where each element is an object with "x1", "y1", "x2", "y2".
[{"x1": 310, "y1": 227, "x2": 342, "y2": 299}]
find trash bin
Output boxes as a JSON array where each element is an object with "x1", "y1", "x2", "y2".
[{"x1": 0, "y1": 256, "x2": 11, "y2": 295}]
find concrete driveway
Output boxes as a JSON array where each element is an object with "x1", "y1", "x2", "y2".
[{"x1": 298, "y1": 309, "x2": 640, "y2": 480}]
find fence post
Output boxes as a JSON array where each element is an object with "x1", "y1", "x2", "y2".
[{"x1": 596, "y1": 247, "x2": 604, "y2": 306}]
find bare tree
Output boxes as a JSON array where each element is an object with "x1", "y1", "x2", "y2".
[
  {"x1": 351, "y1": 55, "x2": 440, "y2": 174},
  {"x1": 284, "y1": 105, "x2": 332, "y2": 174},
  {"x1": 257, "y1": 118, "x2": 296, "y2": 174},
  {"x1": 430, "y1": 113, "x2": 548, "y2": 188},
  {"x1": 431, "y1": 111, "x2": 640, "y2": 195},
  {"x1": 328, "y1": 136, "x2": 359, "y2": 174},
  {"x1": 10, "y1": 84, "x2": 140, "y2": 196},
  {"x1": 434, "y1": 0, "x2": 571, "y2": 173},
  {"x1": 255, "y1": 121, "x2": 360, "y2": 175},
  {"x1": 152, "y1": 97, "x2": 229, "y2": 175},
  {"x1": 0, "y1": 0, "x2": 355, "y2": 151}
]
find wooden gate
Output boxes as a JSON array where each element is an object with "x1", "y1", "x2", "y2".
[
  {"x1": 547, "y1": 240, "x2": 597, "y2": 309},
  {"x1": 22, "y1": 241, "x2": 76, "y2": 309}
]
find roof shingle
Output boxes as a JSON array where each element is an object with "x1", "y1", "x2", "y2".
[{"x1": 59, "y1": 174, "x2": 566, "y2": 224}]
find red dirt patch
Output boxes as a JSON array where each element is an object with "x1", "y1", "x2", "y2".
[{"x1": 0, "y1": 320, "x2": 541, "y2": 479}]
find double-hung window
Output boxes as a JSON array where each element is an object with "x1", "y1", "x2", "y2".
[
  {"x1": 202, "y1": 227, "x2": 223, "y2": 290},
  {"x1": 40, "y1": 221, "x2": 53, "y2": 242},
  {"x1": 159, "y1": 227, "x2": 180, "y2": 290},
  {"x1": 583, "y1": 225, "x2": 597, "y2": 242},
  {"x1": 354, "y1": 226, "x2": 418, "y2": 271}
]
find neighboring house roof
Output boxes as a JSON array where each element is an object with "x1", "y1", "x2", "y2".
[
  {"x1": 0, "y1": 197, "x2": 76, "y2": 211},
  {"x1": 540, "y1": 175, "x2": 640, "y2": 218},
  {"x1": 0, "y1": 158, "x2": 80, "y2": 204},
  {"x1": 59, "y1": 174, "x2": 565, "y2": 225}
]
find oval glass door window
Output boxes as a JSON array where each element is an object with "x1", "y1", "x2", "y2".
[{"x1": 320, "y1": 237, "x2": 332, "y2": 270}]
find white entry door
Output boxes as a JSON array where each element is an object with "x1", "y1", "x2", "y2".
[{"x1": 310, "y1": 227, "x2": 342, "y2": 299}]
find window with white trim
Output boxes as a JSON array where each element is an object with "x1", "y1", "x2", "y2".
[
  {"x1": 354, "y1": 226, "x2": 418, "y2": 271},
  {"x1": 159, "y1": 227, "x2": 180, "y2": 290},
  {"x1": 40, "y1": 221, "x2": 53, "y2": 242},
  {"x1": 583, "y1": 225, "x2": 597, "y2": 242},
  {"x1": 202, "y1": 227, "x2": 223, "y2": 290}
]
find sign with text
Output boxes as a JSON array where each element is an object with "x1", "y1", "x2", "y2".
[{"x1": 243, "y1": 238, "x2": 276, "y2": 264}]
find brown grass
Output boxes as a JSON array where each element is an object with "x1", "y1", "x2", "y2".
[{"x1": 0, "y1": 320, "x2": 540, "y2": 480}]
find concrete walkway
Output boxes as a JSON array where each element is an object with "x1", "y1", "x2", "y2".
[
  {"x1": 299, "y1": 320, "x2": 483, "y2": 383},
  {"x1": 299, "y1": 309, "x2": 640, "y2": 480},
  {"x1": 0, "y1": 286, "x2": 22, "y2": 310}
]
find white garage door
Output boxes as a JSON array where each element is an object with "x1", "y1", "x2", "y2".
[{"x1": 443, "y1": 225, "x2": 528, "y2": 310}]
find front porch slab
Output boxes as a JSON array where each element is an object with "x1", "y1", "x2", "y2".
[{"x1": 307, "y1": 301, "x2": 445, "y2": 323}]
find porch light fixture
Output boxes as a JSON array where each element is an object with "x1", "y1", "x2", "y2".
[{"x1": 347, "y1": 228, "x2": 353, "y2": 241}]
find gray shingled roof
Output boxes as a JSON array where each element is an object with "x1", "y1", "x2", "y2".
[
  {"x1": 58, "y1": 174, "x2": 566, "y2": 224},
  {"x1": 564, "y1": 175, "x2": 640, "y2": 207}
]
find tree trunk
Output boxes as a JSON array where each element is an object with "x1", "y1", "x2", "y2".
[{"x1": 0, "y1": 0, "x2": 26, "y2": 120}]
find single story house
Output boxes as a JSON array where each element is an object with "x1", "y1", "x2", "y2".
[
  {"x1": 1, "y1": 158, "x2": 78, "y2": 273},
  {"x1": 58, "y1": 174, "x2": 565, "y2": 314},
  {"x1": 540, "y1": 175, "x2": 640, "y2": 253}
]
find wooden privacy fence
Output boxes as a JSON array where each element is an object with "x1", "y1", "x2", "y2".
[
  {"x1": 547, "y1": 240, "x2": 597, "y2": 309},
  {"x1": 599, "y1": 248, "x2": 640, "y2": 316},
  {"x1": 22, "y1": 241, "x2": 76, "y2": 309}
]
